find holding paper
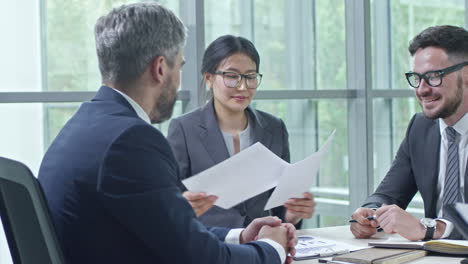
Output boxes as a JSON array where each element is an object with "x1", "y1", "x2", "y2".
[
  {"x1": 182, "y1": 130, "x2": 335, "y2": 210},
  {"x1": 182, "y1": 143, "x2": 287, "y2": 209},
  {"x1": 265, "y1": 130, "x2": 335, "y2": 210}
]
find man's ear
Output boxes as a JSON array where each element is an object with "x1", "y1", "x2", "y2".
[{"x1": 150, "y1": 56, "x2": 166, "y2": 83}]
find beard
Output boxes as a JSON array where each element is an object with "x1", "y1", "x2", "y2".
[
  {"x1": 422, "y1": 76, "x2": 463, "y2": 120},
  {"x1": 150, "y1": 76, "x2": 177, "y2": 124}
]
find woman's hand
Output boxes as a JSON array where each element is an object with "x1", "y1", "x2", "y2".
[
  {"x1": 183, "y1": 191, "x2": 218, "y2": 217},
  {"x1": 284, "y1": 192, "x2": 316, "y2": 225}
]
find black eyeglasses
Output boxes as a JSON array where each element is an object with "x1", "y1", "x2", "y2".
[
  {"x1": 214, "y1": 71, "x2": 263, "y2": 89},
  {"x1": 405, "y1": 61, "x2": 468, "y2": 88}
]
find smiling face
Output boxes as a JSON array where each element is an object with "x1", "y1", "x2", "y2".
[
  {"x1": 205, "y1": 52, "x2": 258, "y2": 115},
  {"x1": 412, "y1": 47, "x2": 467, "y2": 124}
]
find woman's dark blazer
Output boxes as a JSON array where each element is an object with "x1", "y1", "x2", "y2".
[{"x1": 167, "y1": 99, "x2": 290, "y2": 228}]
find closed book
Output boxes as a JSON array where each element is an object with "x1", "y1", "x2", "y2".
[
  {"x1": 332, "y1": 248, "x2": 426, "y2": 264},
  {"x1": 369, "y1": 239, "x2": 468, "y2": 255}
]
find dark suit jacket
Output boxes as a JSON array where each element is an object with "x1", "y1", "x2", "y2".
[
  {"x1": 38, "y1": 86, "x2": 281, "y2": 264},
  {"x1": 167, "y1": 99, "x2": 290, "y2": 228},
  {"x1": 363, "y1": 113, "x2": 468, "y2": 239}
]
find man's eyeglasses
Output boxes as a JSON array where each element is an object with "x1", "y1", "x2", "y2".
[
  {"x1": 405, "y1": 61, "x2": 468, "y2": 88},
  {"x1": 214, "y1": 71, "x2": 263, "y2": 89}
]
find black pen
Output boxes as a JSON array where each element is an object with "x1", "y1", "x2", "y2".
[
  {"x1": 349, "y1": 216, "x2": 383, "y2": 232},
  {"x1": 348, "y1": 215, "x2": 376, "y2": 223}
]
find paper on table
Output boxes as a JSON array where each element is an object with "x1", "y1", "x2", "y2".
[
  {"x1": 264, "y1": 129, "x2": 335, "y2": 210},
  {"x1": 294, "y1": 235, "x2": 366, "y2": 260},
  {"x1": 182, "y1": 143, "x2": 288, "y2": 209}
]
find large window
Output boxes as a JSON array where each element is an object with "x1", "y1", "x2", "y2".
[{"x1": 1, "y1": 1, "x2": 467, "y2": 246}]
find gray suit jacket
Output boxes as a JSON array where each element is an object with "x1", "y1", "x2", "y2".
[
  {"x1": 167, "y1": 99, "x2": 290, "y2": 228},
  {"x1": 363, "y1": 113, "x2": 468, "y2": 239}
]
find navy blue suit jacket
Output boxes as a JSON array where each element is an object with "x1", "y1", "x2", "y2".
[{"x1": 38, "y1": 86, "x2": 281, "y2": 264}]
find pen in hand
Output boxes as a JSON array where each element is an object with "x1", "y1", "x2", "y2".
[
  {"x1": 348, "y1": 215, "x2": 376, "y2": 223},
  {"x1": 349, "y1": 216, "x2": 383, "y2": 232}
]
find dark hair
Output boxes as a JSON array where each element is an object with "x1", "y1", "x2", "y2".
[
  {"x1": 408, "y1": 25, "x2": 468, "y2": 61},
  {"x1": 95, "y1": 2, "x2": 186, "y2": 85},
  {"x1": 201, "y1": 35, "x2": 260, "y2": 74}
]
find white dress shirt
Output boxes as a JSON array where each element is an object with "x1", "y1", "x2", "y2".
[
  {"x1": 436, "y1": 113, "x2": 468, "y2": 237},
  {"x1": 113, "y1": 88, "x2": 286, "y2": 263},
  {"x1": 112, "y1": 88, "x2": 151, "y2": 124}
]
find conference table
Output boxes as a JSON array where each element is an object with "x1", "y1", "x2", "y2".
[{"x1": 292, "y1": 225, "x2": 465, "y2": 264}]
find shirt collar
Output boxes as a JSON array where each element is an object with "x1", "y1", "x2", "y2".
[
  {"x1": 111, "y1": 87, "x2": 151, "y2": 124},
  {"x1": 439, "y1": 112, "x2": 468, "y2": 138}
]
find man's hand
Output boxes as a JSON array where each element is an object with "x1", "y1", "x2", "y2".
[
  {"x1": 182, "y1": 191, "x2": 217, "y2": 217},
  {"x1": 258, "y1": 226, "x2": 288, "y2": 258},
  {"x1": 284, "y1": 192, "x2": 316, "y2": 225},
  {"x1": 240, "y1": 216, "x2": 282, "y2": 244},
  {"x1": 375, "y1": 204, "x2": 424, "y2": 241},
  {"x1": 350, "y1": 207, "x2": 379, "y2": 238},
  {"x1": 282, "y1": 223, "x2": 298, "y2": 264},
  {"x1": 241, "y1": 217, "x2": 298, "y2": 264}
]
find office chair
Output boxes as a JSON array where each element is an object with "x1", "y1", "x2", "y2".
[{"x1": 0, "y1": 157, "x2": 65, "y2": 264}]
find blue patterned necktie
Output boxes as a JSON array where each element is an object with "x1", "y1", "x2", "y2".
[{"x1": 442, "y1": 127, "x2": 461, "y2": 210}]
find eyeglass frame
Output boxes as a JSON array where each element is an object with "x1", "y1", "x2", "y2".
[
  {"x1": 405, "y1": 61, "x2": 468, "y2": 88},
  {"x1": 213, "y1": 71, "x2": 263, "y2": 89}
]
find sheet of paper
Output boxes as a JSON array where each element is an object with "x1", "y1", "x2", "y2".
[
  {"x1": 264, "y1": 130, "x2": 335, "y2": 210},
  {"x1": 294, "y1": 235, "x2": 366, "y2": 260},
  {"x1": 182, "y1": 142, "x2": 288, "y2": 209}
]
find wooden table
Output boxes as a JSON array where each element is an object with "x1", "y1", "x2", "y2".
[{"x1": 293, "y1": 225, "x2": 465, "y2": 264}]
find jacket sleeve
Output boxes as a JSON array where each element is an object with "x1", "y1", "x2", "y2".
[
  {"x1": 97, "y1": 125, "x2": 281, "y2": 264},
  {"x1": 363, "y1": 114, "x2": 419, "y2": 209}
]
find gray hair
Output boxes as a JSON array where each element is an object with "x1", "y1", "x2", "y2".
[{"x1": 95, "y1": 2, "x2": 187, "y2": 84}]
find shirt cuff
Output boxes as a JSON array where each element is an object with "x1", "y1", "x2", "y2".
[
  {"x1": 435, "y1": 218, "x2": 454, "y2": 238},
  {"x1": 225, "y1": 228, "x2": 243, "y2": 244},
  {"x1": 225, "y1": 229, "x2": 285, "y2": 263},
  {"x1": 258, "y1": 238, "x2": 286, "y2": 264}
]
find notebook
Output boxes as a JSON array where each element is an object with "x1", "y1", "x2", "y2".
[
  {"x1": 332, "y1": 248, "x2": 427, "y2": 264},
  {"x1": 369, "y1": 239, "x2": 468, "y2": 255}
]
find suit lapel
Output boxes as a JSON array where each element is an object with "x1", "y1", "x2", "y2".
[
  {"x1": 199, "y1": 100, "x2": 230, "y2": 164},
  {"x1": 423, "y1": 120, "x2": 441, "y2": 217},
  {"x1": 248, "y1": 106, "x2": 273, "y2": 148},
  {"x1": 197, "y1": 101, "x2": 273, "y2": 164}
]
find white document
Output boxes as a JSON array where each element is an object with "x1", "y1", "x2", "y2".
[
  {"x1": 182, "y1": 143, "x2": 288, "y2": 209},
  {"x1": 182, "y1": 130, "x2": 335, "y2": 209},
  {"x1": 294, "y1": 235, "x2": 366, "y2": 260},
  {"x1": 264, "y1": 129, "x2": 335, "y2": 210}
]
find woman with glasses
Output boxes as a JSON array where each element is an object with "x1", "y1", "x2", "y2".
[{"x1": 167, "y1": 35, "x2": 315, "y2": 228}]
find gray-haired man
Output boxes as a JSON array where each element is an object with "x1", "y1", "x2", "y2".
[{"x1": 39, "y1": 2, "x2": 296, "y2": 264}]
